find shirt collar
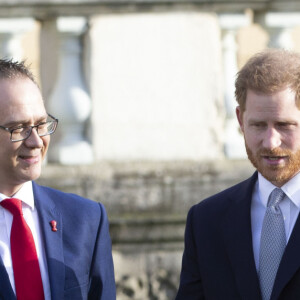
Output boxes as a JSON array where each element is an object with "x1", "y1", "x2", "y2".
[
  {"x1": 0, "y1": 181, "x2": 34, "y2": 210},
  {"x1": 258, "y1": 172, "x2": 300, "y2": 209}
]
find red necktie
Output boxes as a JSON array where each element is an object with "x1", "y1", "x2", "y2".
[{"x1": 1, "y1": 198, "x2": 44, "y2": 300}]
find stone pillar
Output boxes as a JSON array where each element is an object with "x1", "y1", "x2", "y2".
[
  {"x1": 256, "y1": 13, "x2": 300, "y2": 49},
  {"x1": 48, "y1": 17, "x2": 93, "y2": 165},
  {"x1": 0, "y1": 18, "x2": 35, "y2": 60},
  {"x1": 219, "y1": 14, "x2": 249, "y2": 159}
]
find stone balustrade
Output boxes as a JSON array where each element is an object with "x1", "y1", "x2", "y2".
[
  {"x1": 0, "y1": 1, "x2": 299, "y2": 298},
  {"x1": 0, "y1": 5, "x2": 298, "y2": 163},
  {"x1": 37, "y1": 160, "x2": 254, "y2": 299}
]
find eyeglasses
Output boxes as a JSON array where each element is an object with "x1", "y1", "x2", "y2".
[{"x1": 0, "y1": 113, "x2": 58, "y2": 142}]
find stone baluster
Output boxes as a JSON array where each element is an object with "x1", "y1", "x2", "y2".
[
  {"x1": 48, "y1": 17, "x2": 93, "y2": 164},
  {"x1": 255, "y1": 13, "x2": 300, "y2": 49},
  {"x1": 0, "y1": 18, "x2": 35, "y2": 60},
  {"x1": 219, "y1": 14, "x2": 250, "y2": 159}
]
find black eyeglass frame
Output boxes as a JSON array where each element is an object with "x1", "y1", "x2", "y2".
[{"x1": 0, "y1": 113, "x2": 59, "y2": 142}]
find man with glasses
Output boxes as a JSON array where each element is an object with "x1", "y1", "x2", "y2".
[{"x1": 0, "y1": 59, "x2": 115, "y2": 300}]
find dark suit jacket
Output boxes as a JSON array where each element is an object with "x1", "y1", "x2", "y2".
[
  {"x1": 0, "y1": 182, "x2": 116, "y2": 300},
  {"x1": 176, "y1": 172, "x2": 300, "y2": 300}
]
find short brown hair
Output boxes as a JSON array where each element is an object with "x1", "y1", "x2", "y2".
[{"x1": 235, "y1": 48, "x2": 300, "y2": 111}]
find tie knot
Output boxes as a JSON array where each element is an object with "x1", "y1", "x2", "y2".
[
  {"x1": 268, "y1": 188, "x2": 286, "y2": 207},
  {"x1": 0, "y1": 198, "x2": 22, "y2": 216}
]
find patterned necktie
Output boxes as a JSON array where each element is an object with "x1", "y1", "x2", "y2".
[
  {"x1": 1, "y1": 198, "x2": 44, "y2": 300},
  {"x1": 259, "y1": 188, "x2": 286, "y2": 300}
]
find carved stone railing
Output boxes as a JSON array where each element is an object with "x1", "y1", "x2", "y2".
[
  {"x1": 48, "y1": 17, "x2": 93, "y2": 164},
  {"x1": 0, "y1": 1, "x2": 299, "y2": 299},
  {"x1": 0, "y1": 2, "x2": 297, "y2": 163},
  {"x1": 219, "y1": 13, "x2": 250, "y2": 159}
]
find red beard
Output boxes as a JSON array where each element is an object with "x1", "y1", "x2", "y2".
[{"x1": 245, "y1": 143, "x2": 300, "y2": 186}]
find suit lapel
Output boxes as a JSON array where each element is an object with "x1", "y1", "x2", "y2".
[
  {"x1": 0, "y1": 257, "x2": 16, "y2": 300},
  {"x1": 271, "y1": 211, "x2": 300, "y2": 300},
  {"x1": 221, "y1": 173, "x2": 261, "y2": 300},
  {"x1": 33, "y1": 182, "x2": 65, "y2": 300}
]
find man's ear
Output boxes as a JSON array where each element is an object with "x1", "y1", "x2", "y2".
[{"x1": 236, "y1": 106, "x2": 244, "y2": 132}]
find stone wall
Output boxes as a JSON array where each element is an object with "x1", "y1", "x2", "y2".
[{"x1": 37, "y1": 159, "x2": 255, "y2": 299}]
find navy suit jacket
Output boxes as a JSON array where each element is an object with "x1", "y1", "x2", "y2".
[
  {"x1": 176, "y1": 172, "x2": 300, "y2": 300},
  {"x1": 0, "y1": 182, "x2": 116, "y2": 300}
]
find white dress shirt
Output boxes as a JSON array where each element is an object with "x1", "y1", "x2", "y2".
[
  {"x1": 251, "y1": 172, "x2": 300, "y2": 271},
  {"x1": 0, "y1": 181, "x2": 51, "y2": 299}
]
